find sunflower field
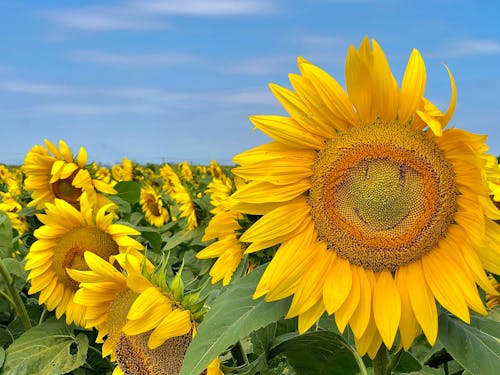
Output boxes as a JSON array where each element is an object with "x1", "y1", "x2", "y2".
[{"x1": 0, "y1": 38, "x2": 499, "y2": 375}]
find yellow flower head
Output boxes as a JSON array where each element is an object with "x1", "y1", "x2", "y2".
[
  {"x1": 23, "y1": 139, "x2": 116, "y2": 210},
  {"x1": 180, "y1": 161, "x2": 193, "y2": 182},
  {"x1": 24, "y1": 194, "x2": 143, "y2": 326},
  {"x1": 0, "y1": 192, "x2": 28, "y2": 234},
  {"x1": 140, "y1": 185, "x2": 170, "y2": 227},
  {"x1": 68, "y1": 251, "x2": 195, "y2": 362},
  {"x1": 229, "y1": 37, "x2": 500, "y2": 357},
  {"x1": 111, "y1": 157, "x2": 133, "y2": 182}
]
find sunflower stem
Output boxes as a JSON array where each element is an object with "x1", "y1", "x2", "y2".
[
  {"x1": 386, "y1": 348, "x2": 404, "y2": 374},
  {"x1": 373, "y1": 346, "x2": 389, "y2": 375},
  {"x1": 0, "y1": 259, "x2": 32, "y2": 331}
]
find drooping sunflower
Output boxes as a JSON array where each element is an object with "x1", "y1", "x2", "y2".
[
  {"x1": 140, "y1": 185, "x2": 170, "y2": 227},
  {"x1": 23, "y1": 139, "x2": 116, "y2": 210},
  {"x1": 68, "y1": 251, "x2": 202, "y2": 374},
  {"x1": 228, "y1": 37, "x2": 500, "y2": 357},
  {"x1": 24, "y1": 194, "x2": 144, "y2": 326}
]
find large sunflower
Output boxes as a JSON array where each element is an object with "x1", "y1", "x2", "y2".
[
  {"x1": 68, "y1": 251, "x2": 198, "y2": 374},
  {"x1": 23, "y1": 139, "x2": 116, "y2": 209},
  {"x1": 24, "y1": 194, "x2": 144, "y2": 326},
  {"x1": 228, "y1": 37, "x2": 500, "y2": 357}
]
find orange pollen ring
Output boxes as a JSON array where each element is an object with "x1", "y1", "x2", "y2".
[{"x1": 309, "y1": 122, "x2": 457, "y2": 272}]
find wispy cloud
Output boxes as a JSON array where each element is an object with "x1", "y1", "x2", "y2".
[
  {"x1": 135, "y1": 0, "x2": 276, "y2": 17},
  {"x1": 67, "y1": 50, "x2": 197, "y2": 67},
  {"x1": 0, "y1": 81, "x2": 78, "y2": 95},
  {"x1": 48, "y1": 5, "x2": 168, "y2": 31},
  {"x1": 33, "y1": 103, "x2": 151, "y2": 115},
  {"x1": 0, "y1": 78, "x2": 276, "y2": 116},
  {"x1": 48, "y1": 0, "x2": 276, "y2": 32},
  {"x1": 434, "y1": 39, "x2": 500, "y2": 58}
]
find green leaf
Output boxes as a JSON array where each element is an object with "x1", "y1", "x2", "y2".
[
  {"x1": 438, "y1": 313, "x2": 500, "y2": 375},
  {"x1": 0, "y1": 212, "x2": 13, "y2": 258},
  {"x1": 113, "y1": 181, "x2": 141, "y2": 204},
  {"x1": 393, "y1": 351, "x2": 422, "y2": 373},
  {"x1": 163, "y1": 230, "x2": 195, "y2": 251},
  {"x1": 2, "y1": 318, "x2": 89, "y2": 375},
  {"x1": 269, "y1": 331, "x2": 363, "y2": 375},
  {"x1": 179, "y1": 265, "x2": 290, "y2": 375},
  {"x1": 140, "y1": 229, "x2": 163, "y2": 252},
  {"x1": 107, "y1": 195, "x2": 131, "y2": 214},
  {"x1": 0, "y1": 347, "x2": 5, "y2": 367}
]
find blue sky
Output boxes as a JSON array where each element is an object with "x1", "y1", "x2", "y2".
[{"x1": 0, "y1": 0, "x2": 499, "y2": 165}]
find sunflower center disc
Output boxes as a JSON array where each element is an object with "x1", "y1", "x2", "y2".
[
  {"x1": 53, "y1": 226, "x2": 119, "y2": 290},
  {"x1": 51, "y1": 170, "x2": 82, "y2": 206},
  {"x1": 147, "y1": 198, "x2": 162, "y2": 216},
  {"x1": 310, "y1": 121, "x2": 457, "y2": 272}
]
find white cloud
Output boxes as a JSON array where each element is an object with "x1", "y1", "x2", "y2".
[
  {"x1": 0, "y1": 81, "x2": 78, "y2": 95},
  {"x1": 135, "y1": 0, "x2": 276, "y2": 16},
  {"x1": 48, "y1": 6, "x2": 168, "y2": 31},
  {"x1": 435, "y1": 39, "x2": 500, "y2": 58},
  {"x1": 47, "y1": 0, "x2": 276, "y2": 32},
  {"x1": 67, "y1": 50, "x2": 196, "y2": 67},
  {"x1": 33, "y1": 103, "x2": 150, "y2": 115}
]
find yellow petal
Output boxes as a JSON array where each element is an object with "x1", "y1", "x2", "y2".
[
  {"x1": 232, "y1": 180, "x2": 310, "y2": 204},
  {"x1": 441, "y1": 64, "x2": 457, "y2": 128},
  {"x1": 348, "y1": 266, "x2": 372, "y2": 338},
  {"x1": 240, "y1": 197, "x2": 310, "y2": 244},
  {"x1": 148, "y1": 309, "x2": 192, "y2": 349},
  {"x1": 399, "y1": 48, "x2": 426, "y2": 123},
  {"x1": 269, "y1": 83, "x2": 335, "y2": 138},
  {"x1": 323, "y1": 256, "x2": 352, "y2": 314},
  {"x1": 298, "y1": 301, "x2": 326, "y2": 334},
  {"x1": 402, "y1": 261, "x2": 437, "y2": 345},
  {"x1": 232, "y1": 158, "x2": 312, "y2": 185},
  {"x1": 334, "y1": 264, "x2": 361, "y2": 333},
  {"x1": 249, "y1": 115, "x2": 325, "y2": 150},
  {"x1": 421, "y1": 249, "x2": 470, "y2": 323},
  {"x1": 298, "y1": 62, "x2": 357, "y2": 128},
  {"x1": 371, "y1": 39, "x2": 399, "y2": 121},
  {"x1": 416, "y1": 109, "x2": 443, "y2": 136},
  {"x1": 286, "y1": 245, "x2": 335, "y2": 317},
  {"x1": 345, "y1": 44, "x2": 372, "y2": 122},
  {"x1": 373, "y1": 271, "x2": 401, "y2": 349}
]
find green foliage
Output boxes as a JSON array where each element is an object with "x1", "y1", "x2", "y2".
[
  {"x1": 0, "y1": 212, "x2": 13, "y2": 258},
  {"x1": 113, "y1": 181, "x2": 142, "y2": 204},
  {"x1": 2, "y1": 318, "x2": 88, "y2": 375},
  {"x1": 437, "y1": 313, "x2": 500, "y2": 375},
  {"x1": 269, "y1": 331, "x2": 364, "y2": 375},
  {"x1": 179, "y1": 266, "x2": 291, "y2": 375}
]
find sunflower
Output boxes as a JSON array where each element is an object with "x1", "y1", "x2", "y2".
[
  {"x1": 24, "y1": 194, "x2": 143, "y2": 326},
  {"x1": 140, "y1": 185, "x2": 170, "y2": 227},
  {"x1": 68, "y1": 251, "x2": 199, "y2": 374},
  {"x1": 228, "y1": 37, "x2": 500, "y2": 357},
  {"x1": 111, "y1": 157, "x2": 133, "y2": 182},
  {"x1": 180, "y1": 161, "x2": 194, "y2": 182},
  {"x1": 197, "y1": 176, "x2": 245, "y2": 285},
  {"x1": 0, "y1": 191, "x2": 28, "y2": 234},
  {"x1": 23, "y1": 139, "x2": 116, "y2": 210}
]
